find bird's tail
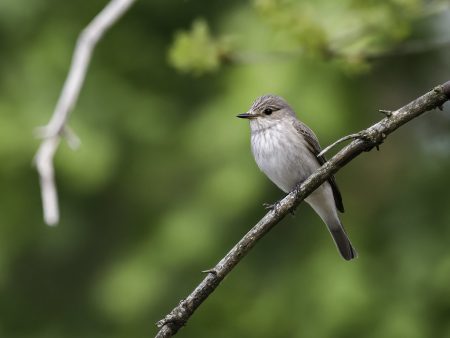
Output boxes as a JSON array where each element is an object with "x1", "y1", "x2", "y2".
[
  {"x1": 305, "y1": 187, "x2": 357, "y2": 260},
  {"x1": 328, "y1": 222, "x2": 357, "y2": 261}
]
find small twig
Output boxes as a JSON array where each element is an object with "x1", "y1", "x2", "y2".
[
  {"x1": 317, "y1": 133, "x2": 360, "y2": 157},
  {"x1": 379, "y1": 109, "x2": 393, "y2": 117},
  {"x1": 154, "y1": 81, "x2": 450, "y2": 338},
  {"x1": 33, "y1": 0, "x2": 136, "y2": 225}
]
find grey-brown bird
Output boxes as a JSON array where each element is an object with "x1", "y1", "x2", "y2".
[{"x1": 237, "y1": 94, "x2": 357, "y2": 260}]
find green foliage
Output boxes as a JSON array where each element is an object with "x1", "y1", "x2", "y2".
[
  {"x1": 168, "y1": 0, "x2": 440, "y2": 74},
  {"x1": 168, "y1": 19, "x2": 232, "y2": 75}
]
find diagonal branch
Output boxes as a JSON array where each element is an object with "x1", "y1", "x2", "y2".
[
  {"x1": 155, "y1": 81, "x2": 450, "y2": 338},
  {"x1": 34, "y1": 0, "x2": 136, "y2": 226}
]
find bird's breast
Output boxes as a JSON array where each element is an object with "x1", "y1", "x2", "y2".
[{"x1": 250, "y1": 123, "x2": 318, "y2": 192}]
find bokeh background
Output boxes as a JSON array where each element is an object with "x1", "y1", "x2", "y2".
[{"x1": 1, "y1": 0, "x2": 450, "y2": 337}]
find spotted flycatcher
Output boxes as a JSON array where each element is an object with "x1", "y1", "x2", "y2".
[{"x1": 237, "y1": 95, "x2": 357, "y2": 260}]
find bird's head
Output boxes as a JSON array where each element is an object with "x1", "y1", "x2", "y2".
[{"x1": 237, "y1": 94, "x2": 296, "y2": 130}]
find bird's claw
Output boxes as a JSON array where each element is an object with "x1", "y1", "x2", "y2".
[
  {"x1": 357, "y1": 130, "x2": 386, "y2": 152},
  {"x1": 263, "y1": 202, "x2": 277, "y2": 210},
  {"x1": 263, "y1": 201, "x2": 296, "y2": 216}
]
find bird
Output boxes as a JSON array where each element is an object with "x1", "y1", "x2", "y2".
[{"x1": 237, "y1": 94, "x2": 357, "y2": 261}]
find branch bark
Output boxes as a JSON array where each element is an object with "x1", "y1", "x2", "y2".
[
  {"x1": 34, "y1": 0, "x2": 136, "y2": 225},
  {"x1": 155, "y1": 81, "x2": 450, "y2": 338}
]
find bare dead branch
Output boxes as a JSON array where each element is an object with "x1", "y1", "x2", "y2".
[
  {"x1": 34, "y1": 0, "x2": 136, "y2": 225},
  {"x1": 155, "y1": 81, "x2": 450, "y2": 338}
]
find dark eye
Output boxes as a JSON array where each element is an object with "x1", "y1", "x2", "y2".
[{"x1": 263, "y1": 108, "x2": 273, "y2": 115}]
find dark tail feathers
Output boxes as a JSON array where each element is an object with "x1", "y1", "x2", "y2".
[{"x1": 330, "y1": 227, "x2": 357, "y2": 261}]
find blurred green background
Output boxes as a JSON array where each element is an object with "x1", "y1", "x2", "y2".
[{"x1": 1, "y1": 0, "x2": 450, "y2": 337}]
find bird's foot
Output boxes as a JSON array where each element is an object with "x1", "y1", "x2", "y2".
[
  {"x1": 289, "y1": 207, "x2": 296, "y2": 216},
  {"x1": 263, "y1": 202, "x2": 278, "y2": 210},
  {"x1": 357, "y1": 130, "x2": 387, "y2": 151},
  {"x1": 263, "y1": 201, "x2": 296, "y2": 216}
]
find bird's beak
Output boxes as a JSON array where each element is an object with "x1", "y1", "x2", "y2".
[{"x1": 236, "y1": 111, "x2": 257, "y2": 119}]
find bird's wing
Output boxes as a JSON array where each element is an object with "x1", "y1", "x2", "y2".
[{"x1": 293, "y1": 120, "x2": 345, "y2": 213}]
